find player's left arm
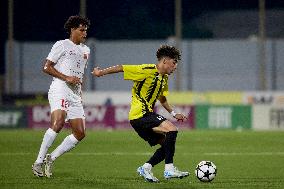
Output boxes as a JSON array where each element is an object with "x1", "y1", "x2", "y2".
[
  {"x1": 92, "y1": 65, "x2": 123, "y2": 77},
  {"x1": 159, "y1": 95, "x2": 187, "y2": 122}
]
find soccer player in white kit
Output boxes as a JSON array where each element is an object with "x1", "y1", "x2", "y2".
[{"x1": 32, "y1": 15, "x2": 90, "y2": 178}]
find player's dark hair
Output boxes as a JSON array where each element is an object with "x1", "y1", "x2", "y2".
[
  {"x1": 156, "y1": 45, "x2": 181, "y2": 62},
  {"x1": 64, "y1": 15, "x2": 90, "y2": 34}
]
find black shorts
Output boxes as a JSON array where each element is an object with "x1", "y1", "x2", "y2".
[{"x1": 130, "y1": 112, "x2": 167, "y2": 146}]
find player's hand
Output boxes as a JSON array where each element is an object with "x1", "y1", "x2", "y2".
[
  {"x1": 65, "y1": 76, "x2": 82, "y2": 85},
  {"x1": 174, "y1": 113, "x2": 188, "y2": 122},
  {"x1": 92, "y1": 67, "x2": 103, "y2": 77}
]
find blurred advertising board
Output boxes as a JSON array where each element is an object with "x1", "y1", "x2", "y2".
[
  {"x1": 83, "y1": 91, "x2": 284, "y2": 106},
  {"x1": 26, "y1": 105, "x2": 125, "y2": 129},
  {"x1": 27, "y1": 106, "x2": 51, "y2": 128},
  {"x1": 0, "y1": 107, "x2": 27, "y2": 128},
  {"x1": 243, "y1": 91, "x2": 284, "y2": 105},
  {"x1": 83, "y1": 91, "x2": 243, "y2": 105},
  {"x1": 195, "y1": 105, "x2": 252, "y2": 129},
  {"x1": 158, "y1": 91, "x2": 243, "y2": 105},
  {"x1": 253, "y1": 105, "x2": 284, "y2": 130},
  {"x1": 27, "y1": 105, "x2": 194, "y2": 129},
  {"x1": 84, "y1": 105, "x2": 130, "y2": 129}
]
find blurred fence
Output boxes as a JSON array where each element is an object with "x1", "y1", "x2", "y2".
[{"x1": 4, "y1": 39, "x2": 284, "y2": 93}]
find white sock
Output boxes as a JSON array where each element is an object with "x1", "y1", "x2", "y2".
[
  {"x1": 143, "y1": 163, "x2": 152, "y2": 170},
  {"x1": 50, "y1": 134, "x2": 79, "y2": 161},
  {"x1": 35, "y1": 128, "x2": 57, "y2": 164},
  {"x1": 165, "y1": 163, "x2": 174, "y2": 171}
]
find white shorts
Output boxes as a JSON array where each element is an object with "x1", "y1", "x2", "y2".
[{"x1": 48, "y1": 90, "x2": 85, "y2": 121}]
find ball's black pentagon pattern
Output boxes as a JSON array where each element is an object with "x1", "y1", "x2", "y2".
[{"x1": 195, "y1": 161, "x2": 217, "y2": 182}]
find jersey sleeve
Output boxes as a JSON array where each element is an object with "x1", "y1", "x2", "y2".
[
  {"x1": 122, "y1": 65, "x2": 148, "y2": 81},
  {"x1": 46, "y1": 41, "x2": 64, "y2": 63}
]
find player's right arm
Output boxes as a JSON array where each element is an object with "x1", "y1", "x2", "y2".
[
  {"x1": 43, "y1": 60, "x2": 81, "y2": 85},
  {"x1": 92, "y1": 65, "x2": 124, "y2": 77},
  {"x1": 93, "y1": 64, "x2": 150, "y2": 82}
]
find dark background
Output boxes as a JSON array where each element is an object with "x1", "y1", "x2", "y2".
[{"x1": 1, "y1": 0, "x2": 284, "y2": 74}]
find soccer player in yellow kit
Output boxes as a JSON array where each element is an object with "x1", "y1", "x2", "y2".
[{"x1": 92, "y1": 45, "x2": 189, "y2": 182}]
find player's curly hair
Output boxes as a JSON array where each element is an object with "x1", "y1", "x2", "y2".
[
  {"x1": 64, "y1": 15, "x2": 90, "y2": 34},
  {"x1": 156, "y1": 45, "x2": 181, "y2": 62}
]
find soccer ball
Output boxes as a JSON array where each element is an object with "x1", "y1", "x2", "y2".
[{"x1": 195, "y1": 161, "x2": 217, "y2": 182}]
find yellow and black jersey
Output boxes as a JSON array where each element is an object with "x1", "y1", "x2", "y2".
[{"x1": 123, "y1": 64, "x2": 169, "y2": 120}]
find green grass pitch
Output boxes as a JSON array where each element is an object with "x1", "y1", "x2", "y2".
[{"x1": 0, "y1": 129, "x2": 284, "y2": 189}]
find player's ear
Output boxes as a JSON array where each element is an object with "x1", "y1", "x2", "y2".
[{"x1": 70, "y1": 27, "x2": 76, "y2": 33}]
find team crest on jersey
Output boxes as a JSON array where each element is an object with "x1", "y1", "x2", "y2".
[{"x1": 83, "y1": 53, "x2": 89, "y2": 59}]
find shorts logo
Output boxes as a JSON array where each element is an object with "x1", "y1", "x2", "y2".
[
  {"x1": 157, "y1": 115, "x2": 164, "y2": 120},
  {"x1": 61, "y1": 99, "x2": 69, "y2": 109}
]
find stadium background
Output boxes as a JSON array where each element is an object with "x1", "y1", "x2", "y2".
[
  {"x1": 1, "y1": 1, "x2": 284, "y2": 188},
  {"x1": 1, "y1": 0, "x2": 284, "y2": 130}
]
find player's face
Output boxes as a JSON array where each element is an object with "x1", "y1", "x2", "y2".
[
  {"x1": 164, "y1": 58, "x2": 178, "y2": 75},
  {"x1": 71, "y1": 24, "x2": 88, "y2": 44}
]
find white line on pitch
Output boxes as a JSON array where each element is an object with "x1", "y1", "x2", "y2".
[
  {"x1": 203, "y1": 152, "x2": 284, "y2": 156},
  {"x1": 1, "y1": 152, "x2": 284, "y2": 156}
]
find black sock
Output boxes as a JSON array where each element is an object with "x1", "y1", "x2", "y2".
[
  {"x1": 164, "y1": 131, "x2": 178, "y2": 164},
  {"x1": 147, "y1": 145, "x2": 165, "y2": 167}
]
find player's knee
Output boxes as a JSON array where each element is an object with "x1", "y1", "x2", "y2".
[
  {"x1": 74, "y1": 130, "x2": 85, "y2": 141},
  {"x1": 51, "y1": 120, "x2": 65, "y2": 132},
  {"x1": 160, "y1": 121, "x2": 178, "y2": 132}
]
